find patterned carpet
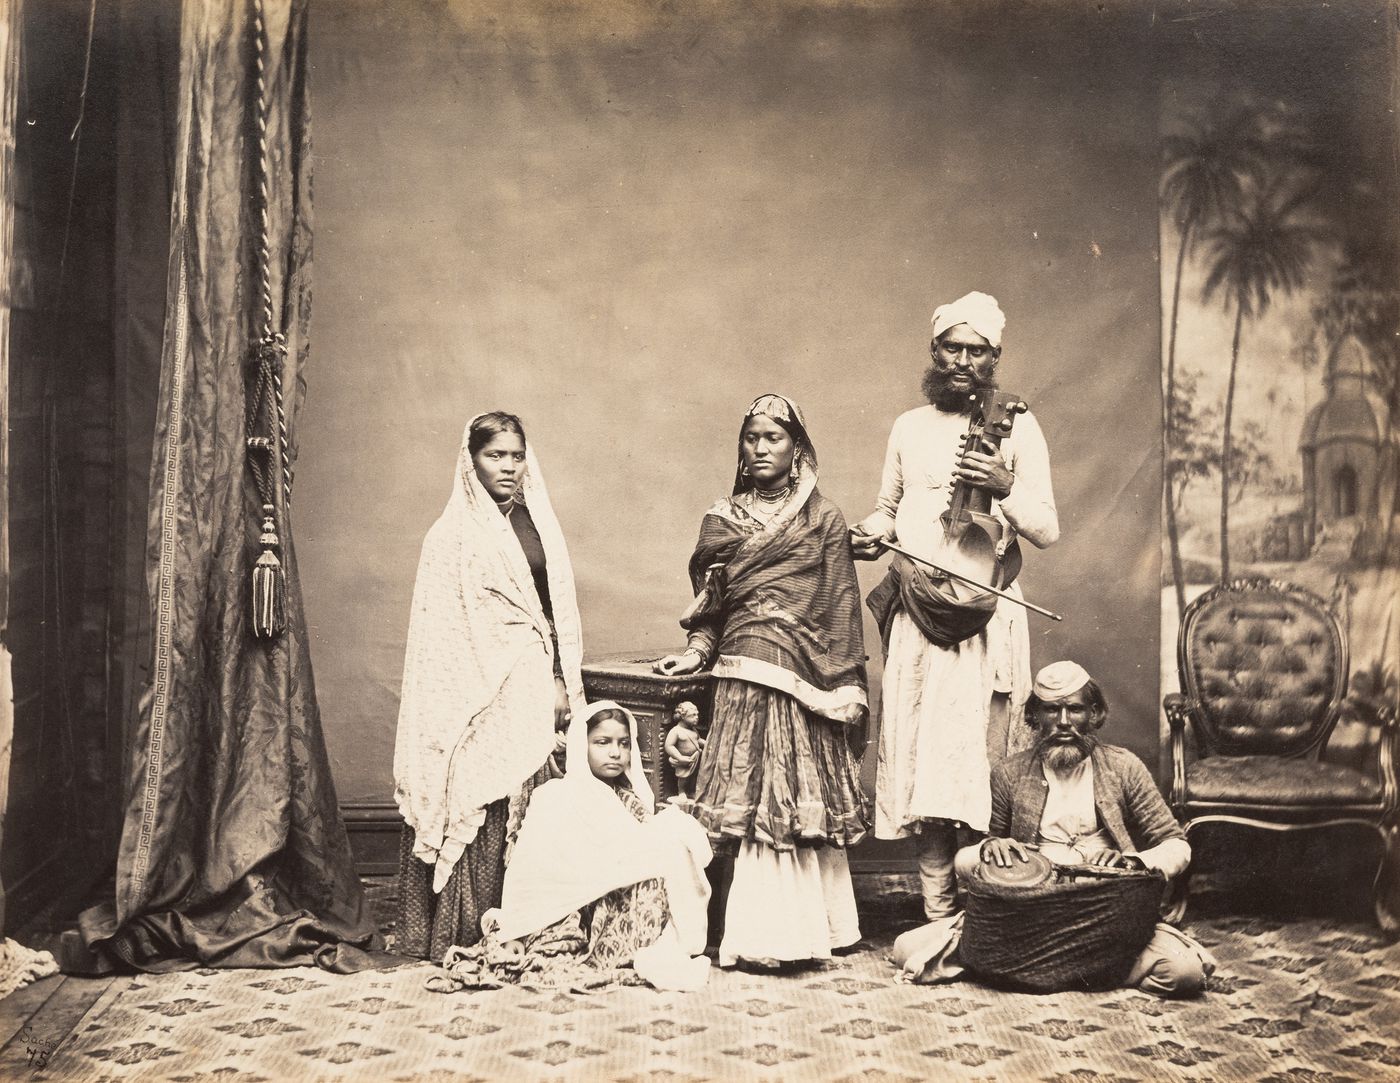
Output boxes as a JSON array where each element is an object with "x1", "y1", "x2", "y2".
[{"x1": 23, "y1": 885, "x2": 1400, "y2": 1083}]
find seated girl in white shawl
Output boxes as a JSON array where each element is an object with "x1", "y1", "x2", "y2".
[{"x1": 430, "y1": 701, "x2": 714, "y2": 992}]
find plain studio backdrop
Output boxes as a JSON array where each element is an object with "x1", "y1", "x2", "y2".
[{"x1": 297, "y1": 0, "x2": 1163, "y2": 806}]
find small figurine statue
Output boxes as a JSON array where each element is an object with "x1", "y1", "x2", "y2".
[{"x1": 664, "y1": 701, "x2": 705, "y2": 779}]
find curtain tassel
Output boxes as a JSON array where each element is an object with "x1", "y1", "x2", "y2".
[{"x1": 251, "y1": 503, "x2": 286, "y2": 639}]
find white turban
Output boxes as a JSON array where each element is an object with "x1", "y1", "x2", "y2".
[
  {"x1": 930, "y1": 290, "x2": 1006, "y2": 348},
  {"x1": 1032, "y1": 660, "x2": 1091, "y2": 701}
]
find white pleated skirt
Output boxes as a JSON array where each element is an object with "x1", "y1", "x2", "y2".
[{"x1": 718, "y1": 840, "x2": 861, "y2": 967}]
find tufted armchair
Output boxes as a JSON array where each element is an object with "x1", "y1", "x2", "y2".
[{"x1": 1164, "y1": 577, "x2": 1399, "y2": 934}]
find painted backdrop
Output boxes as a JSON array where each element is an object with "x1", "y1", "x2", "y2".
[{"x1": 1157, "y1": 4, "x2": 1399, "y2": 749}]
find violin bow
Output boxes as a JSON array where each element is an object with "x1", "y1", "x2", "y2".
[{"x1": 876, "y1": 539, "x2": 1063, "y2": 622}]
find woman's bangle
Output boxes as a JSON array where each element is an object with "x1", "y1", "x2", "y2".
[{"x1": 683, "y1": 646, "x2": 708, "y2": 665}]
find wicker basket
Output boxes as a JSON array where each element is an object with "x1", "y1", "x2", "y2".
[{"x1": 959, "y1": 866, "x2": 1165, "y2": 993}]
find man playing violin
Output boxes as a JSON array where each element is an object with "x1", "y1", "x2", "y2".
[{"x1": 850, "y1": 290, "x2": 1060, "y2": 922}]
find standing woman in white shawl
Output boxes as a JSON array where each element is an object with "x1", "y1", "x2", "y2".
[{"x1": 393, "y1": 412, "x2": 586, "y2": 959}]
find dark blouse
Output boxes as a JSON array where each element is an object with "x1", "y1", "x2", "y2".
[
  {"x1": 507, "y1": 499, "x2": 563, "y2": 679},
  {"x1": 508, "y1": 500, "x2": 553, "y2": 621}
]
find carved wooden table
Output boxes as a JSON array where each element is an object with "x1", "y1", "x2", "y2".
[{"x1": 581, "y1": 652, "x2": 713, "y2": 801}]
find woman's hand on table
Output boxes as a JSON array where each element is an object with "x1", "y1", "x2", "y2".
[{"x1": 653, "y1": 649, "x2": 704, "y2": 676}]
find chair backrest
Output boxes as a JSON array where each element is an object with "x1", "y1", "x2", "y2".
[{"x1": 1177, "y1": 577, "x2": 1348, "y2": 758}]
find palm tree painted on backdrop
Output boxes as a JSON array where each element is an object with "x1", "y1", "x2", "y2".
[
  {"x1": 1160, "y1": 111, "x2": 1266, "y2": 611},
  {"x1": 1201, "y1": 186, "x2": 1321, "y2": 581}
]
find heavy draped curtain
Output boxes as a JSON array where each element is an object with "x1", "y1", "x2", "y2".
[{"x1": 79, "y1": 0, "x2": 378, "y2": 970}]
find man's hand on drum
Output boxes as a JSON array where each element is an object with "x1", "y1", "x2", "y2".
[
  {"x1": 1087, "y1": 848, "x2": 1147, "y2": 870},
  {"x1": 981, "y1": 837, "x2": 1038, "y2": 868}
]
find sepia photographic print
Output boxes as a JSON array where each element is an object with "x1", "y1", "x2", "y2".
[{"x1": 0, "y1": 0, "x2": 1397, "y2": 1080}]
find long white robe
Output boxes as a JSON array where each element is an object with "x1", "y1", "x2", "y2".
[{"x1": 859, "y1": 404, "x2": 1058, "y2": 836}]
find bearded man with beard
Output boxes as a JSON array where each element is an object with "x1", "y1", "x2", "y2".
[
  {"x1": 968, "y1": 662, "x2": 1190, "y2": 877},
  {"x1": 851, "y1": 291, "x2": 1059, "y2": 922},
  {"x1": 891, "y1": 662, "x2": 1212, "y2": 996},
  {"x1": 946, "y1": 660, "x2": 1213, "y2": 997}
]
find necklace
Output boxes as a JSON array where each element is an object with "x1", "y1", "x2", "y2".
[
  {"x1": 743, "y1": 485, "x2": 789, "y2": 523},
  {"x1": 495, "y1": 493, "x2": 517, "y2": 517}
]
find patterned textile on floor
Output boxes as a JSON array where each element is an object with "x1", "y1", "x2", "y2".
[
  {"x1": 425, "y1": 787, "x2": 672, "y2": 993},
  {"x1": 585, "y1": 864, "x2": 670, "y2": 972},
  {"x1": 41, "y1": 909, "x2": 1400, "y2": 1082},
  {"x1": 429, "y1": 911, "x2": 647, "y2": 995}
]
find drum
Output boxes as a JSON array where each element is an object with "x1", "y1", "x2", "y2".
[{"x1": 960, "y1": 864, "x2": 1166, "y2": 993}]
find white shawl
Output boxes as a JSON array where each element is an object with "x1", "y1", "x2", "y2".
[
  {"x1": 393, "y1": 416, "x2": 585, "y2": 892},
  {"x1": 490, "y1": 701, "x2": 712, "y2": 949}
]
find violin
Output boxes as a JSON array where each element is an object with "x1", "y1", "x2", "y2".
[
  {"x1": 858, "y1": 386, "x2": 1061, "y2": 622},
  {"x1": 939, "y1": 389, "x2": 1029, "y2": 591}
]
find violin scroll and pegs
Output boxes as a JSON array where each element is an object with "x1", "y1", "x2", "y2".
[{"x1": 986, "y1": 397, "x2": 1028, "y2": 435}]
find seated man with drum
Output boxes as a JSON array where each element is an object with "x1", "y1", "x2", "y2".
[{"x1": 894, "y1": 661, "x2": 1214, "y2": 998}]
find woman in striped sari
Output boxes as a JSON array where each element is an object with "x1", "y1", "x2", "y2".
[{"x1": 655, "y1": 394, "x2": 871, "y2": 968}]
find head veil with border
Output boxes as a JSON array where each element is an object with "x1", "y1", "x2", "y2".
[
  {"x1": 393, "y1": 413, "x2": 585, "y2": 893},
  {"x1": 732, "y1": 393, "x2": 819, "y2": 505},
  {"x1": 680, "y1": 394, "x2": 820, "y2": 629},
  {"x1": 683, "y1": 393, "x2": 869, "y2": 726}
]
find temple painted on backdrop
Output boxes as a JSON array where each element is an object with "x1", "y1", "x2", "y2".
[{"x1": 1300, "y1": 335, "x2": 1399, "y2": 563}]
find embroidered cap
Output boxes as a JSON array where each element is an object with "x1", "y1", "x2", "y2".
[{"x1": 1031, "y1": 660, "x2": 1092, "y2": 701}]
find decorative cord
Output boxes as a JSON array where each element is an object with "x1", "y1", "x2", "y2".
[{"x1": 246, "y1": 0, "x2": 288, "y2": 639}]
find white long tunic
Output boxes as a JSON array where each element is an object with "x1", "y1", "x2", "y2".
[{"x1": 860, "y1": 404, "x2": 1058, "y2": 836}]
